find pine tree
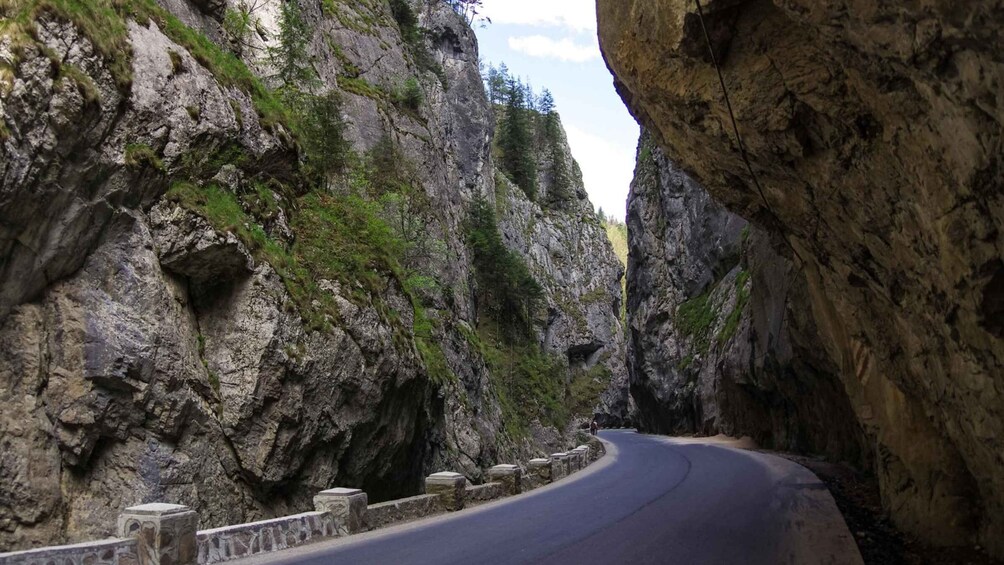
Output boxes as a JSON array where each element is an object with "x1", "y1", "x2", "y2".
[
  {"x1": 539, "y1": 89, "x2": 554, "y2": 116},
  {"x1": 466, "y1": 192, "x2": 543, "y2": 342},
  {"x1": 539, "y1": 90, "x2": 570, "y2": 207},
  {"x1": 223, "y1": 0, "x2": 266, "y2": 57},
  {"x1": 301, "y1": 90, "x2": 349, "y2": 186},
  {"x1": 523, "y1": 81, "x2": 536, "y2": 112},
  {"x1": 486, "y1": 65, "x2": 505, "y2": 105},
  {"x1": 497, "y1": 63, "x2": 510, "y2": 103},
  {"x1": 267, "y1": 0, "x2": 317, "y2": 94},
  {"x1": 446, "y1": 0, "x2": 489, "y2": 25},
  {"x1": 498, "y1": 75, "x2": 537, "y2": 200}
]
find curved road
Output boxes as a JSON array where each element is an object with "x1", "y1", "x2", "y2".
[{"x1": 244, "y1": 430, "x2": 862, "y2": 565}]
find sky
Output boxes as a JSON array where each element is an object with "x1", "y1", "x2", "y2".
[{"x1": 474, "y1": 0, "x2": 639, "y2": 221}]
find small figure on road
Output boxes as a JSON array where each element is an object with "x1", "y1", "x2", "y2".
[{"x1": 590, "y1": 419, "x2": 599, "y2": 436}]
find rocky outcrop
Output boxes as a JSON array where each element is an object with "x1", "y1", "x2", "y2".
[
  {"x1": 600, "y1": 0, "x2": 1003, "y2": 555},
  {"x1": 626, "y1": 130, "x2": 866, "y2": 465},
  {"x1": 495, "y1": 118, "x2": 629, "y2": 428},
  {"x1": 0, "y1": 0, "x2": 620, "y2": 550}
]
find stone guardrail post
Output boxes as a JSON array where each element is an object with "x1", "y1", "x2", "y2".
[
  {"x1": 572, "y1": 446, "x2": 589, "y2": 470},
  {"x1": 118, "y1": 503, "x2": 198, "y2": 565},
  {"x1": 426, "y1": 472, "x2": 467, "y2": 511},
  {"x1": 528, "y1": 458, "x2": 552, "y2": 486},
  {"x1": 550, "y1": 453, "x2": 568, "y2": 480},
  {"x1": 314, "y1": 487, "x2": 368, "y2": 535},
  {"x1": 570, "y1": 449, "x2": 583, "y2": 472},
  {"x1": 487, "y1": 464, "x2": 522, "y2": 495}
]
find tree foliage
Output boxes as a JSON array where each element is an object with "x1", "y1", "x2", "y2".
[
  {"x1": 298, "y1": 90, "x2": 350, "y2": 186},
  {"x1": 267, "y1": 0, "x2": 317, "y2": 93},
  {"x1": 222, "y1": 0, "x2": 266, "y2": 56},
  {"x1": 445, "y1": 0, "x2": 490, "y2": 26},
  {"x1": 484, "y1": 65, "x2": 574, "y2": 206},
  {"x1": 466, "y1": 193, "x2": 543, "y2": 343},
  {"x1": 497, "y1": 74, "x2": 538, "y2": 200},
  {"x1": 540, "y1": 88, "x2": 572, "y2": 206}
]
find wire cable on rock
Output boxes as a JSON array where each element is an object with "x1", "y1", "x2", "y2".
[
  {"x1": 692, "y1": 0, "x2": 808, "y2": 354},
  {"x1": 692, "y1": 0, "x2": 804, "y2": 266}
]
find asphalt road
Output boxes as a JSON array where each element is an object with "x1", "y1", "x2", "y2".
[{"x1": 245, "y1": 430, "x2": 862, "y2": 565}]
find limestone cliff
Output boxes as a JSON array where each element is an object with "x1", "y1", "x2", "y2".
[
  {"x1": 495, "y1": 116, "x2": 629, "y2": 429},
  {"x1": 627, "y1": 129, "x2": 865, "y2": 463},
  {"x1": 0, "y1": 0, "x2": 621, "y2": 549},
  {"x1": 600, "y1": 0, "x2": 1003, "y2": 555}
]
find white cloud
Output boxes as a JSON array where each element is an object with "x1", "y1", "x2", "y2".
[
  {"x1": 507, "y1": 35, "x2": 600, "y2": 63},
  {"x1": 481, "y1": 0, "x2": 597, "y2": 33},
  {"x1": 564, "y1": 123, "x2": 634, "y2": 220}
]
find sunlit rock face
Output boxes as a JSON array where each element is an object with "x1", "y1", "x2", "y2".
[
  {"x1": 0, "y1": 0, "x2": 623, "y2": 549},
  {"x1": 599, "y1": 0, "x2": 1003, "y2": 554}
]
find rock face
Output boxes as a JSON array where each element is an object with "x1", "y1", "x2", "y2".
[
  {"x1": 495, "y1": 119, "x2": 629, "y2": 428},
  {"x1": 600, "y1": 0, "x2": 1003, "y2": 555},
  {"x1": 626, "y1": 130, "x2": 866, "y2": 462},
  {"x1": 0, "y1": 0, "x2": 622, "y2": 549}
]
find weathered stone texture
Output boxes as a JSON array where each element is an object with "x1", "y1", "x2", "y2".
[
  {"x1": 494, "y1": 121, "x2": 630, "y2": 428},
  {"x1": 196, "y1": 511, "x2": 336, "y2": 564},
  {"x1": 118, "y1": 504, "x2": 198, "y2": 565},
  {"x1": 313, "y1": 489, "x2": 367, "y2": 536},
  {"x1": 464, "y1": 483, "x2": 506, "y2": 505},
  {"x1": 599, "y1": 0, "x2": 1003, "y2": 554},
  {"x1": 363, "y1": 495, "x2": 441, "y2": 531},
  {"x1": 425, "y1": 472, "x2": 467, "y2": 512},
  {"x1": 625, "y1": 132, "x2": 866, "y2": 467},
  {"x1": 0, "y1": 0, "x2": 621, "y2": 552},
  {"x1": 0, "y1": 538, "x2": 139, "y2": 565},
  {"x1": 526, "y1": 459, "x2": 553, "y2": 490},
  {"x1": 487, "y1": 465, "x2": 522, "y2": 496}
]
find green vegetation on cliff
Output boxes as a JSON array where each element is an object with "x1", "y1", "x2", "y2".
[
  {"x1": 496, "y1": 75, "x2": 538, "y2": 200},
  {"x1": 675, "y1": 269, "x2": 752, "y2": 357},
  {"x1": 676, "y1": 287, "x2": 716, "y2": 355},
  {"x1": 603, "y1": 218, "x2": 628, "y2": 321},
  {"x1": 467, "y1": 325, "x2": 569, "y2": 439},
  {"x1": 485, "y1": 63, "x2": 574, "y2": 207},
  {"x1": 464, "y1": 191, "x2": 574, "y2": 438},
  {"x1": 466, "y1": 193, "x2": 543, "y2": 343},
  {"x1": 0, "y1": 0, "x2": 291, "y2": 128},
  {"x1": 569, "y1": 363, "x2": 612, "y2": 418}
]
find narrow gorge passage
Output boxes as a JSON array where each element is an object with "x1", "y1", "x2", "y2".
[
  {"x1": 0, "y1": 0, "x2": 1000, "y2": 563},
  {"x1": 238, "y1": 431, "x2": 860, "y2": 565}
]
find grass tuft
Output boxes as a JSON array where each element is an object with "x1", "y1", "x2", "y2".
[{"x1": 124, "y1": 142, "x2": 164, "y2": 171}]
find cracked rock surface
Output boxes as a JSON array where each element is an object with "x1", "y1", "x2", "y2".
[
  {"x1": 600, "y1": 0, "x2": 1003, "y2": 556},
  {"x1": 0, "y1": 0, "x2": 623, "y2": 549}
]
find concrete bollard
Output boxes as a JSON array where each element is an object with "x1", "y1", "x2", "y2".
[
  {"x1": 118, "y1": 503, "x2": 198, "y2": 565},
  {"x1": 487, "y1": 464, "x2": 522, "y2": 496},
  {"x1": 550, "y1": 453, "x2": 569, "y2": 480},
  {"x1": 314, "y1": 487, "x2": 368, "y2": 535},
  {"x1": 426, "y1": 472, "x2": 467, "y2": 511},
  {"x1": 528, "y1": 458, "x2": 552, "y2": 487}
]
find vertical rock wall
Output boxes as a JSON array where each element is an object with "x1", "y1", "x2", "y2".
[
  {"x1": 495, "y1": 116, "x2": 629, "y2": 429},
  {"x1": 599, "y1": 0, "x2": 1003, "y2": 554},
  {"x1": 0, "y1": 0, "x2": 622, "y2": 549},
  {"x1": 626, "y1": 130, "x2": 866, "y2": 465}
]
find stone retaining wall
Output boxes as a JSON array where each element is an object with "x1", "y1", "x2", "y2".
[
  {"x1": 363, "y1": 494, "x2": 441, "y2": 531},
  {"x1": 1, "y1": 437, "x2": 607, "y2": 565},
  {"x1": 0, "y1": 538, "x2": 139, "y2": 565},
  {"x1": 197, "y1": 512, "x2": 337, "y2": 564},
  {"x1": 465, "y1": 482, "x2": 506, "y2": 504}
]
